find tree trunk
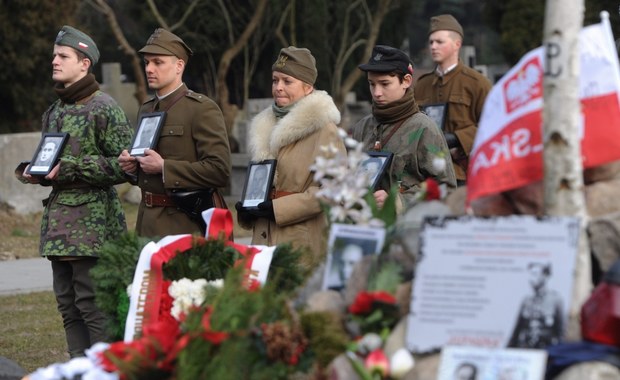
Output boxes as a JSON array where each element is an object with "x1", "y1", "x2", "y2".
[{"x1": 542, "y1": 0, "x2": 589, "y2": 341}]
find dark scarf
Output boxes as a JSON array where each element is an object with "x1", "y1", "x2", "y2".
[
  {"x1": 372, "y1": 87, "x2": 419, "y2": 124},
  {"x1": 54, "y1": 73, "x2": 99, "y2": 104},
  {"x1": 271, "y1": 101, "x2": 296, "y2": 120}
]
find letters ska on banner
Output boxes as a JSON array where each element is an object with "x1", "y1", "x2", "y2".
[{"x1": 467, "y1": 14, "x2": 620, "y2": 202}]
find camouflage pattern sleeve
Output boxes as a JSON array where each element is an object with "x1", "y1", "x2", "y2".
[{"x1": 54, "y1": 92, "x2": 134, "y2": 186}]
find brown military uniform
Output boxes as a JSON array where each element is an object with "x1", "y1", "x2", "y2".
[
  {"x1": 415, "y1": 60, "x2": 491, "y2": 181},
  {"x1": 135, "y1": 84, "x2": 231, "y2": 237}
]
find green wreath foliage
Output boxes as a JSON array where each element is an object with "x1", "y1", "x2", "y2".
[{"x1": 91, "y1": 231, "x2": 151, "y2": 340}]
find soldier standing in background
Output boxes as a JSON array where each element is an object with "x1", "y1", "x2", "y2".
[
  {"x1": 414, "y1": 14, "x2": 492, "y2": 186},
  {"x1": 20, "y1": 26, "x2": 133, "y2": 357},
  {"x1": 118, "y1": 28, "x2": 231, "y2": 237}
]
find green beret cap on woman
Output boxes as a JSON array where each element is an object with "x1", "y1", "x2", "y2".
[
  {"x1": 272, "y1": 46, "x2": 317, "y2": 85},
  {"x1": 55, "y1": 25, "x2": 100, "y2": 65}
]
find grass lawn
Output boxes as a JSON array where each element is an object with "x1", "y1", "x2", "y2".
[
  {"x1": 0, "y1": 291, "x2": 67, "y2": 373},
  {"x1": 0, "y1": 196, "x2": 251, "y2": 375}
]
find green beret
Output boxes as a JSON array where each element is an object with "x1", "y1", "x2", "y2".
[
  {"x1": 429, "y1": 14, "x2": 464, "y2": 38},
  {"x1": 55, "y1": 25, "x2": 100, "y2": 65},
  {"x1": 139, "y1": 28, "x2": 193, "y2": 62},
  {"x1": 272, "y1": 46, "x2": 317, "y2": 85}
]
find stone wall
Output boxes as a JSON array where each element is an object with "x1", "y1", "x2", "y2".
[{"x1": 0, "y1": 132, "x2": 50, "y2": 214}]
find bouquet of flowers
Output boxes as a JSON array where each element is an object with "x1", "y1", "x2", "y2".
[{"x1": 340, "y1": 261, "x2": 415, "y2": 380}]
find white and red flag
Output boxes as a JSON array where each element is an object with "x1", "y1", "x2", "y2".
[{"x1": 467, "y1": 14, "x2": 620, "y2": 203}]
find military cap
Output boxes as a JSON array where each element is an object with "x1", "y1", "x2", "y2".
[
  {"x1": 139, "y1": 28, "x2": 193, "y2": 62},
  {"x1": 272, "y1": 46, "x2": 317, "y2": 85},
  {"x1": 429, "y1": 14, "x2": 464, "y2": 38},
  {"x1": 55, "y1": 25, "x2": 100, "y2": 65},
  {"x1": 358, "y1": 45, "x2": 414, "y2": 75}
]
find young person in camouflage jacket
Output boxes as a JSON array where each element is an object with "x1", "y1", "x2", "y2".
[
  {"x1": 21, "y1": 26, "x2": 133, "y2": 358},
  {"x1": 353, "y1": 45, "x2": 456, "y2": 213}
]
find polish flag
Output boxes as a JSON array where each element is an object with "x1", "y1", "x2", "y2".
[{"x1": 467, "y1": 13, "x2": 620, "y2": 202}]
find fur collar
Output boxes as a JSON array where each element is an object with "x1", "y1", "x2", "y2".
[{"x1": 248, "y1": 90, "x2": 340, "y2": 161}]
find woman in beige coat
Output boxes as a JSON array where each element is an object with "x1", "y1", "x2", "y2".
[{"x1": 236, "y1": 46, "x2": 345, "y2": 265}]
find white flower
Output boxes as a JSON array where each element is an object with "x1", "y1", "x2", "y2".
[
  {"x1": 389, "y1": 348, "x2": 415, "y2": 378},
  {"x1": 126, "y1": 283, "x2": 132, "y2": 298},
  {"x1": 169, "y1": 278, "x2": 210, "y2": 321},
  {"x1": 432, "y1": 156, "x2": 447, "y2": 172},
  {"x1": 311, "y1": 128, "x2": 381, "y2": 225}
]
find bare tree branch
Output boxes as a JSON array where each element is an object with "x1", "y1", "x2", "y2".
[
  {"x1": 88, "y1": 0, "x2": 147, "y2": 105},
  {"x1": 215, "y1": 0, "x2": 269, "y2": 131},
  {"x1": 216, "y1": 0, "x2": 234, "y2": 44},
  {"x1": 333, "y1": 0, "x2": 394, "y2": 113},
  {"x1": 145, "y1": 0, "x2": 170, "y2": 30},
  {"x1": 275, "y1": 1, "x2": 293, "y2": 47},
  {"x1": 169, "y1": 0, "x2": 202, "y2": 31}
]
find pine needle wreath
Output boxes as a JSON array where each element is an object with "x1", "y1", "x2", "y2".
[
  {"x1": 162, "y1": 237, "x2": 241, "y2": 281},
  {"x1": 91, "y1": 231, "x2": 151, "y2": 340}
]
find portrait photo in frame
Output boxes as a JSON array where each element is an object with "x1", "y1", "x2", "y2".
[
  {"x1": 322, "y1": 223, "x2": 386, "y2": 291},
  {"x1": 129, "y1": 111, "x2": 166, "y2": 156},
  {"x1": 26, "y1": 132, "x2": 69, "y2": 176},
  {"x1": 358, "y1": 151, "x2": 393, "y2": 190},
  {"x1": 241, "y1": 160, "x2": 277, "y2": 209},
  {"x1": 421, "y1": 103, "x2": 448, "y2": 130}
]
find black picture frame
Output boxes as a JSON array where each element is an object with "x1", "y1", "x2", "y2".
[
  {"x1": 129, "y1": 111, "x2": 166, "y2": 156},
  {"x1": 240, "y1": 160, "x2": 276, "y2": 209},
  {"x1": 421, "y1": 103, "x2": 448, "y2": 130},
  {"x1": 26, "y1": 132, "x2": 69, "y2": 176},
  {"x1": 359, "y1": 151, "x2": 393, "y2": 190}
]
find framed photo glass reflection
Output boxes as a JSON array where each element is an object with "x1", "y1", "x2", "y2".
[
  {"x1": 359, "y1": 151, "x2": 393, "y2": 190},
  {"x1": 26, "y1": 132, "x2": 69, "y2": 176},
  {"x1": 241, "y1": 160, "x2": 276, "y2": 209},
  {"x1": 130, "y1": 111, "x2": 166, "y2": 156},
  {"x1": 421, "y1": 103, "x2": 448, "y2": 131}
]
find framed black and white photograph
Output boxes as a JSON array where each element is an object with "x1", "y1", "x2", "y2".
[
  {"x1": 240, "y1": 160, "x2": 276, "y2": 209},
  {"x1": 359, "y1": 151, "x2": 393, "y2": 190},
  {"x1": 322, "y1": 223, "x2": 386, "y2": 291},
  {"x1": 26, "y1": 132, "x2": 69, "y2": 176},
  {"x1": 129, "y1": 112, "x2": 166, "y2": 156},
  {"x1": 421, "y1": 103, "x2": 448, "y2": 130}
]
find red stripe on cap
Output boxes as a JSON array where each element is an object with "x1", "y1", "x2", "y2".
[{"x1": 78, "y1": 42, "x2": 88, "y2": 49}]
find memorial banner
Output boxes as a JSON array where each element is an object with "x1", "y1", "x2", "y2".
[{"x1": 406, "y1": 216, "x2": 578, "y2": 353}]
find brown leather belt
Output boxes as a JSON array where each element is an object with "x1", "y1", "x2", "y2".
[
  {"x1": 143, "y1": 191, "x2": 175, "y2": 207},
  {"x1": 270, "y1": 189, "x2": 297, "y2": 199}
]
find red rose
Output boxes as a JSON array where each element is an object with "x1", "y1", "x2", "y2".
[
  {"x1": 424, "y1": 178, "x2": 440, "y2": 200},
  {"x1": 348, "y1": 291, "x2": 396, "y2": 315}
]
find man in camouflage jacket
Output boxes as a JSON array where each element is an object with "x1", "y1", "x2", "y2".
[{"x1": 21, "y1": 26, "x2": 133, "y2": 358}]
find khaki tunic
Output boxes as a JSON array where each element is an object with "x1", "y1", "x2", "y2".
[
  {"x1": 239, "y1": 90, "x2": 345, "y2": 264},
  {"x1": 135, "y1": 84, "x2": 231, "y2": 238},
  {"x1": 414, "y1": 60, "x2": 491, "y2": 181}
]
